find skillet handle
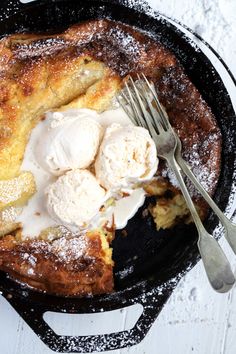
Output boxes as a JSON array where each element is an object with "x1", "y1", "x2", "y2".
[{"x1": 5, "y1": 287, "x2": 170, "y2": 353}]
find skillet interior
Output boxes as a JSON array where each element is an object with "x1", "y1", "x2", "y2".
[
  {"x1": 0, "y1": 0, "x2": 235, "y2": 294},
  {"x1": 0, "y1": 0, "x2": 235, "y2": 352}
]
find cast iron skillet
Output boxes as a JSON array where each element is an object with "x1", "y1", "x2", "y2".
[{"x1": 0, "y1": 0, "x2": 236, "y2": 352}]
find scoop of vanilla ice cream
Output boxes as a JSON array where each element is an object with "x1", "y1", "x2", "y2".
[
  {"x1": 36, "y1": 109, "x2": 103, "y2": 175},
  {"x1": 46, "y1": 169, "x2": 106, "y2": 230},
  {"x1": 95, "y1": 123, "x2": 158, "y2": 190}
]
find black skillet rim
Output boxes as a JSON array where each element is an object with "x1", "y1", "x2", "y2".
[
  {"x1": 0, "y1": 0, "x2": 234, "y2": 307},
  {"x1": 0, "y1": 0, "x2": 235, "y2": 352}
]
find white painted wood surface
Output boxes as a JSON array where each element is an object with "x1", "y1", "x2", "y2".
[{"x1": 1, "y1": 0, "x2": 236, "y2": 353}]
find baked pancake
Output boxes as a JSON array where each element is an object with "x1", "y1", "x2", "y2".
[
  {"x1": 0, "y1": 19, "x2": 221, "y2": 296},
  {"x1": 0, "y1": 229, "x2": 113, "y2": 296}
]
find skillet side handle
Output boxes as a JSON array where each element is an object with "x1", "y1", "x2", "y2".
[{"x1": 5, "y1": 288, "x2": 170, "y2": 353}]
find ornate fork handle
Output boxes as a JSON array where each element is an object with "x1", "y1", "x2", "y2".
[
  {"x1": 142, "y1": 73, "x2": 236, "y2": 256},
  {"x1": 167, "y1": 153, "x2": 235, "y2": 293},
  {"x1": 118, "y1": 74, "x2": 235, "y2": 292}
]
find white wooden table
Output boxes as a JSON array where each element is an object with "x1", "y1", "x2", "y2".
[{"x1": 1, "y1": 1, "x2": 236, "y2": 353}]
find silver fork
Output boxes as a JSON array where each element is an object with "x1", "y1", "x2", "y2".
[
  {"x1": 118, "y1": 75, "x2": 235, "y2": 293},
  {"x1": 139, "y1": 75, "x2": 236, "y2": 256}
]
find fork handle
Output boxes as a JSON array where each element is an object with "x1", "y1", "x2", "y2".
[
  {"x1": 166, "y1": 154, "x2": 235, "y2": 293},
  {"x1": 176, "y1": 154, "x2": 236, "y2": 254}
]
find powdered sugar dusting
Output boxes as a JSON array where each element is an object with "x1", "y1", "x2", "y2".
[
  {"x1": 50, "y1": 235, "x2": 88, "y2": 263},
  {"x1": 1, "y1": 206, "x2": 21, "y2": 223},
  {"x1": 13, "y1": 38, "x2": 67, "y2": 59},
  {"x1": 18, "y1": 233, "x2": 90, "y2": 266},
  {"x1": 11, "y1": 21, "x2": 143, "y2": 77},
  {"x1": 184, "y1": 133, "x2": 219, "y2": 197},
  {"x1": 117, "y1": 265, "x2": 134, "y2": 279},
  {"x1": 107, "y1": 26, "x2": 141, "y2": 55},
  {"x1": 0, "y1": 1, "x2": 235, "y2": 353},
  {"x1": 22, "y1": 252, "x2": 37, "y2": 266},
  {"x1": 161, "y1": 132, "x2": 219, "y2": 198},
  {"x1": 0, "y1": 174, "x2": 33, "y2": 204},
  {"x1": 0, "y1": 1, "x2": 20, "y2": 22}
]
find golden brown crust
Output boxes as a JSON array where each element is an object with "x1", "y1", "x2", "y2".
[
  {"x1": 0, "y1": 19, "x2": 222, "y2": 296},
  {"x1": 0, "y1": 233, "x2": 113, "y2": 296},
  {"x1": 0, "y1": 18, "x2": 221, "y2": 193}
]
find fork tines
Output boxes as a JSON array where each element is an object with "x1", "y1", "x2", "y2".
[{"x1": 117, "y1": 74, "x2": 170, "y2": 134}]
